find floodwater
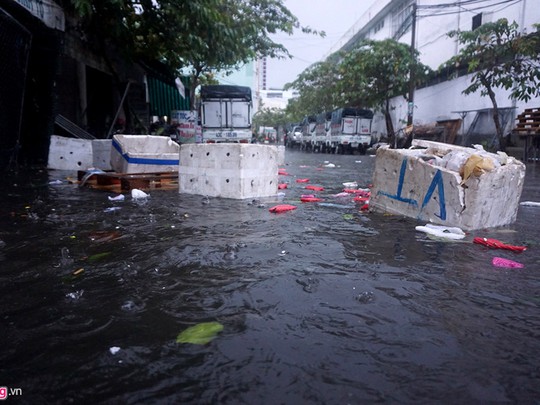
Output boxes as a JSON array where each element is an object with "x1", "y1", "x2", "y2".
[{"x1": 1, "y1": 149, "x2": 539, "y2": 404}]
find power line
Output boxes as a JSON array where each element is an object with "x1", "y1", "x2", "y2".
[{"x1": 418, "y1": 0, "x2": 521, "y2": 18}]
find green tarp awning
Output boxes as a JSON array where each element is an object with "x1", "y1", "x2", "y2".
[{"x1": 147, "y1": 75, "x2": 190, "y2": 117}]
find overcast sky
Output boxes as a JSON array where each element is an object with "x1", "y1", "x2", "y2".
[{"x1": 266, "y1": 0, "x2": 378, "y2": 89}]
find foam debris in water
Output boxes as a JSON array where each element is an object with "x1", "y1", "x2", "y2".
[
  {"x1": 415, "y1": 224, "x2": 466, "y2": 240},
  {"x1": 109, "y1": 346, "x2": 121, "y2": 355},
  {"x1": 108, "y1": 194, "x2": 125, "y2": 202},
  {"x1": 131, "y1": 189, "x2": 149, "y2": 199}
]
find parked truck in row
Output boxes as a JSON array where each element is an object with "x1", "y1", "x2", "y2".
[
  {"x1": 330, "y1": 108, "x2": 374, "y2": 154},
  {"x1": 301, "y1": 115, "x2": 317, "y2": 151},
  {"x1": 200, "y1": 85, "x2": 253, "y2": 143},
  {"x1": 287, "y1": 108, "x2": 374, "y2": 154}
]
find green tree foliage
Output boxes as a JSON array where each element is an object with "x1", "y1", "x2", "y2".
[
  {"x1": 445, "y1": 19, "x2": 540, "y2": 151},
  {"x1": 253, "y1": 107, "x2": 290, "y2": 134},
  {"x1": 283, "y1": 58, "x2": 341, "y2": 119},
  {"x1": 65, "y1": 0, "x2": 323, "y2": 108},
  {"x1": 285, "y1": 39, "x2": 430, "y2": 146},
  {"x1": 337, "y1": 39, "x2": 431, "y2": 144}
]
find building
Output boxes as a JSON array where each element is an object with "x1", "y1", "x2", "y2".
[
  {"x1": 1, "y1": 0, "x2": 190, "y2": 169},
  {"x1": 259, "y1": 89, "x2": 299, "y2": 110},
  {"x1": 329, "y1": 0, "x2": 540, "y2": 146}
]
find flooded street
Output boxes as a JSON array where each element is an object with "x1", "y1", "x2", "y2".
[{"x1": 1, "y1": 149, "x2": 539, "y2": 404}]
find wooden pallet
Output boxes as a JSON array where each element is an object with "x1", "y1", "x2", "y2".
[
  {"x1": 77, "y1": 171, "x2": 178, "y2": 192},
  {"x1": 514, "y1": 107, "x2": 540, "y2": 133}
]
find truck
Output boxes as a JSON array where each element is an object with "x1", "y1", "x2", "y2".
[
  {"x1": 315, "y1": 111, "x2": 332, "y2": 152},
  {"x1": 301, "y1": 115, "x2": 317, "y2": 151},
  {"x1": 286, "y1": 125, "x2": 303, "y2": 148},
  {"x1": 259, "y1": 126, "x2": 278, "y2": 143},
  {"x1": 200, "y1": 85, "x2": 252, "y2": 143},
  {"x1": 330, "y1": 108, "x2": 374, "y2": 154}
]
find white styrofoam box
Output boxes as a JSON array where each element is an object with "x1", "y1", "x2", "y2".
[
  {"x1": 179, "y1": 143, "x2": 279, "y2": 199},
  {"x1": 111, "y1": 134, "x2": 180, "y2": 173},
  {"x1": 48, "y1": 135, "x2": 93, "y2": 170},
  {"x1": 369, "y1": 140, "x2": 526, "y2": 230},
  {"x1": 92, "y1": 139, "x2": 112, "y2": 171}
]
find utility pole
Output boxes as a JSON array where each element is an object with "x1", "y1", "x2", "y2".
[{"x1": 407, "y1": 1, "x2": 417, "y2": 126}]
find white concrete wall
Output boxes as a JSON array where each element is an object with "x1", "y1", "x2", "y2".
[{"x1": 385, "y1": 74, "x2": 540, "y2": 137}]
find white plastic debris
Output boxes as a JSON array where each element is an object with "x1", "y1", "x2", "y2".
[
  {"x1": 342, "y1": 181, "x2": 358, "y2": 188},
  {"x1": 415, "y1": 223, "x2": 466, "y2": 240},
  {"x1": 520, "y1": 201, "x2": 540, "y2": 207},
  {"x1": 323, "y1": 163, "x2": 336, "y2": 168},
  {"x1": 131, "y1": 189, "x2": 149, "y2": 199},
  {"x1": 109, "y1": 346, "x2": 121, "y2": 355},
  {"x1": 108, "y1": 194, "x2": 125, "y2": 202}
]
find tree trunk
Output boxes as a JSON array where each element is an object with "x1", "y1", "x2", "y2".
[
  {"x1": 481, "y1": 76, "x2": 506, "y2": 152},
  {"x1": 189, "y1": 63, "x2": 207, "y2": 111},
  {"x1": 384, "y1": 98, "x2": 395, "y2": 147}
]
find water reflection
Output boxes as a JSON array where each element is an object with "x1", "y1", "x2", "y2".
[{"x1": 0, "y1": 152, "x2": 539, "y2": 403}]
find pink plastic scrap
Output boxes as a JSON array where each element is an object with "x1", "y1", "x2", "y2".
[{"x1": 492, "y1": 257, "x2": 524, "y2": 269}]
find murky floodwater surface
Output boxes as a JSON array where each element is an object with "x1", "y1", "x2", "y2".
[{"x1": 1, "y1": 150, "x2": 539, "y2": 404}]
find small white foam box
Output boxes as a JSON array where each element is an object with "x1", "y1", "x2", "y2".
[
  {"x1": 111, "y1": 134, "x2": 180, "y2": 173},
  {"x1": 179, "y1": 143, "x2": 279, "y2": 199},
  {"x1": 48, "y1": 135, "x2": 94, "y2": 170},
  {"x1": 92, "y1": 139, "x2": 112, "y2": 171},
  {"x1": 369, "y1": 140, "x2": 526, "y2": 230}
]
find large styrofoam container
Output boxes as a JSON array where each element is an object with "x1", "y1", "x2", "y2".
[
  {"x1": 179, "y1": 143, "x2": 279, "y2": 199},
  {"x1": 111, "y1": 134, "x2": 180, "y2": 173},
  {"x1": 370, "y1": 140, "x2": 526, "y2": 230},
  {"x1": 92, "y1": 139, "x2": 112, "y2": 171},
  {"x1": 48, "y1": 135, "x2": 94, "y2": 170}
]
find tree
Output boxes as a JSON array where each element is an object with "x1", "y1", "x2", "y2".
[
  {"x1": 337, "y1": 39, "x2": 431, "y2": 146},
  {"x1": 67, "y1": 0, "x2": 323, "y2": 109},
  {"x1": 252, "y1": 107, "x2": 290, "y2": 133},
  {"x1": 284, "y1": 58, "x2": 341, "y2": 118},
  {"x1": 445, "y1": 19, "x2": 540, "y2": 151}
]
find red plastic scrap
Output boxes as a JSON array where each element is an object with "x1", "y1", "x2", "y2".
[
  {"x1": 305, "y1": 185, "x2": 324, "y2": 191},
  {"x1": 473, "y1": 237, "x2": 527, "y2": 253}
]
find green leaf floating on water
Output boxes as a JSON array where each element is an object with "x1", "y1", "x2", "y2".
[
  {"x1": 87, "y1": 252, "x2": 112, "y2": 262},
  {"x1": 342, "y1": 214, "x2": 354, "y2": 220},
  {"x1": 176, "y1": 321, "x2": 224, "y2": 345}
]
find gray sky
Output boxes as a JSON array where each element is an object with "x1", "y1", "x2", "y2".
[{"x1": 266, "y1": 0, "x2": 378, "y2": 89}]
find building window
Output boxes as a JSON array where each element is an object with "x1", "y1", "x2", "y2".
[
  {"x1": 373, "y1": 19, "x2": 385, "y2": 34},
  {"x1": 472, "y1": 13, "x2": 482, "y2": 30}
]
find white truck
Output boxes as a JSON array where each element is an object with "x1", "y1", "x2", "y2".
[
  {"x1": 301, "y1": 115, "x2": 317, "y2": 151},
  {"x1": 315, "y1": 111, "x2": 332, "y2": 152},
  {"x1": 200, "y1": 85, "x2": 252, "y2": 143},
  {"x1": 330, "y1": 108, "x2": 374, "y2": 154},
  {"x1": 286, "y1": 125, "x2": 303, "y2": 148}
]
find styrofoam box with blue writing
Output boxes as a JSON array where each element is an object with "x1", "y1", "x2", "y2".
[
  {"x1": 179, "y1": 143, "x2": 279, "y2": 199},
  {"x1": 369, "y1": 140, "x2": 526, "y2": 231},
  {"x1": 111, "y1": 134, "x2": 180, "y2": 174}
]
